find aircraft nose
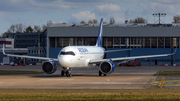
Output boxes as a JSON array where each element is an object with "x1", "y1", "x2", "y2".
[{"x1": 58, "y1": 55, "x2": 69, "y2": 67}]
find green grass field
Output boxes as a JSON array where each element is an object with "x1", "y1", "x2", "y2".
[
  {"x1": 0, "y1": 89, "x2": 180, "y2": 101},
  {"x1": 0, "y1": 70, "x2": 43, "y2": 75}
]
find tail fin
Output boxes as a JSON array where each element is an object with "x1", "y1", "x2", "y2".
[
  {"x1": 3, "y1": 43, "x2": 6, "y2": 55},
  {"x1": 96, "y1": 18, "x2": 103, "y2": 47}
]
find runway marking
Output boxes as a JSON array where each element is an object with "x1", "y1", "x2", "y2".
[{"x1": 39, "y1": 79, "x2": 74, "y2": 81}]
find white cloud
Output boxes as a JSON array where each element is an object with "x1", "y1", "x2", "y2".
[
  {"x1": 96, "y1": 3, "x2": 121, "y2": 13},
  {"x1": 151, "y1": 0, "x2": 180, "y2": 4},
  {"x1": 71, "y1": 11, "x2": 96, "y2": 22},
  {"x1": 139, "y1": 1, "x2": 180, "y2": 15},
  {"x1": 0, "y1": 12, "x2": 6, "y2": 18}
]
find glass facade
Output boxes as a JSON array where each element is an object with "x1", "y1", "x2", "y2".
[{"x1": 49, "y1": 37, "x2": 179, "y2": 48}]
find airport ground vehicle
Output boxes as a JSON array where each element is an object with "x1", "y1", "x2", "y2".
[{"x1": 119, "y1": 61, "x2": 141, "y2": 66}]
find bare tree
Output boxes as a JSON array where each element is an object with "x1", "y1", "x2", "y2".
[
  {"x1": 133, "y1": 17, "x2": 147, "y2": 23},
  {"x1": 42, "y1": 25, "x2": 47, "y2": 31},
  {"x1": 93, "y1": 19, "x2": 98, "y2": 24},
  {"x1": 110, "y1": 17, "x2": 115, "y2": 24},
  {"x1": 47, "y1": 20, "x2": 53, "y2": 26},
  {"x1": 88, "y1": 20, "x2": 93, "y2": 24},
  {"x1": 173, "y1": 15, "x2": 180, "y2": 23},
  {"x1": 15, "y1": 23, "x2": 25, "y2": 32},
  {"x1": 8, "y1": 25, "x2": 16, "y2": 33},
  {"x1": 80, "y1": 21, "x2": 86, "y2": 24},
  {"x1": 103, "y1": 21, "x2": 107, "y2": 24},
  {"x1": 129, "y1": 19, "x2": 133, "y2": 23},
  {"x1": 1, "y1": 32, "x2": 7, "y2": 38},
  {"x1": 34, "y1": 25, "x2": 41, "y2": 32}
]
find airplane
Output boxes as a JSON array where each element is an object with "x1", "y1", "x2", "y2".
[{"x1": 3, "y1": 18, "x2": 176, "y2": 77}]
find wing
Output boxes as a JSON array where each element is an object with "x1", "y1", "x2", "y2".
[
  {"x1": 90, "y1": 51, "x2": 176, "y2": 64},
  {"x1": 3, "y1": 43, "x2": 58, "y2": 61},
  {"x1": 104, "y1": 49, "x2": 131, "y2": 53}
]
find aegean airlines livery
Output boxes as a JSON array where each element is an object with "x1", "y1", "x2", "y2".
[{"x1": 3, "y1": 18, "x2": 176, "y2": 77}]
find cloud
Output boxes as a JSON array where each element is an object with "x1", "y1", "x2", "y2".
[
  {"x1": 96, "y1": 3, "x2": 121, "y2": 13},
  {"x1": 139, "y1": 1, "x2": 180, "y2": 15},
  {"x1": 151, "y1": 0, "x2": 180, "y2": 4},
  {"x1": 71, "y1": 11, "x2": 96, "y2": 22},
  {"x1": 0, "y1": 12, "x2": 6, "y2": 18},
  {"x1": 0, "y1": 0, "x2": 119, "y2": 13},
  {"x1": 0, "y1": 0, "x2": 79, "y2": 12}
]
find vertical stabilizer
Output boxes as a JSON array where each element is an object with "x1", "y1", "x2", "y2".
[
  {"x1": 96, "y1": 18, "x2": 103, "y2": 47},
  {"x1": 3, "y1": 43, "x2": 6, "y2": 55}
]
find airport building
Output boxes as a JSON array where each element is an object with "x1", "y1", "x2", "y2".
[
  {"x1": 47, "y1": 24, "x2": 180, "y2": 65},
  {"x1": 0, "y1": 32, "x2": 46, "y2": 64},
  {"x1": 1, "y1": 23, "x2": 180, "y2": 65}
]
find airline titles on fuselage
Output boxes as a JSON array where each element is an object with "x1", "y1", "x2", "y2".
[{"x1": 78, "y1": 48, "x2": 88, "y2": 53}]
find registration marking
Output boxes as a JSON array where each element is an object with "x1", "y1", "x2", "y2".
[{"x1": 39, "y1": 79, "x2": 74, "y2": 81}]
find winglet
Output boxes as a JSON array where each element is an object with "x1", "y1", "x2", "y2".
[
  {"x1": 2, "y1": 43, "x2": 6, "y2": 55},
  {"x1": 96, "y1": 18, "x2": 103, "y2": 47}
]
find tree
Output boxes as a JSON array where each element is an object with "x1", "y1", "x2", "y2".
[
  {"x1": 80, "y1": 21, "x2": 86, "y2": 24},
  {"x1": 47, "y1": 20, "x2": 52, "y2": 26},
  {"x1": 129, "y1": 19, "x2": 133, "y2": 23},
  {"x1": 103, "y1": 21, "x2": 107, "y2": 24},
  {"x1": 25, "y1": 26, "x2": 33, "y2": 32},
  {"x1": 8, "y1": 25, "x2": 16, "y2": 33},
  {"x1": 93, "y1": 19, "x2": 98, "y2": 24},
  {"x1": 1, "y1": 32, "x2": 7, "y2": 38},
  {"x1": 133, "y1": 17, "x2": 147, "y2": 23},
  {"x1": 110, "y1": 17, "x2": 115, "y2": 24},
  {"x1": 173, "y1": 15, "x2": 180, "y2": 23},
  {"x1": 34, "y1": 25, "x2": 41, "y2": 32},
  {"x1": 42, "y1": 25, "x2": 47, "y2": 31},
  {"x1": 88, "y1": 20, "x2": 93, "y2": 24},
  {"x1": 15, "y1": 23, "x2": 25, "y2": 32}
]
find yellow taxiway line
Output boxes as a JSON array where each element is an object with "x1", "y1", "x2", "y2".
[{"x1": 154, "y1": 80, "x2": 180, "y2": 83}]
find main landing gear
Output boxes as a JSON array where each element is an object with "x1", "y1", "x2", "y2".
[
  {"x1": 61, "y1": 67, "x2": 72, "y2": 77},
  {"x1": 99, "y1": 70, "x2": 106, "y2": 76}
]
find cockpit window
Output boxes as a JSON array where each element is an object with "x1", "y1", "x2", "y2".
[{"x1": 60, "y1": 51, "x2": 75, "y2": 56}]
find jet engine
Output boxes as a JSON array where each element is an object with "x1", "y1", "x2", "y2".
[
  {"x1": 99, "y1": 61, "x2": 115, "y2": 74},
  {"x1": 42, "y1": 61, "x2": 57, "y2": 74}
]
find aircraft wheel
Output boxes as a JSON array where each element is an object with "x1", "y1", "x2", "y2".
[
  {"x1": 104, "y1": 74, "x2": 106, "y2": 76},
  {"x1": 61, "y1": 70, "x2": 64, "y2": 76},
  {"x1": 66, "y1": 71, "x2": 71, "y2": 77},
  {"x1": 99, "y1": 71, "x2": 102, "y2": 76}
]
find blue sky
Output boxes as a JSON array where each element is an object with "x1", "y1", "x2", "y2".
[{"x1": 0, "y1": 0, "x2": 180, "y2": 35}]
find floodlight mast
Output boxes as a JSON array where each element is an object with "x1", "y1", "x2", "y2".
[{"x1": 152, "y1": 13, "x2": 166, "y2": 25}]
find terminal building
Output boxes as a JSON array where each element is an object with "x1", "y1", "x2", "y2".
[
  {"x1": 1, "y1": 23, "x2": 180, "y2": 65},
  {"x1": 47, "y1": 24, "x2": 180, "y2": 65},
  {"x1": 0, "y1": 32, "x2": 46, "y2": 64}
]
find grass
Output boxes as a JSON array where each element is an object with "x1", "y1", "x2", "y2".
[
  {"x1": 0, "y1": 89, "x2": 180, "y2": 100},
  {"x1": 0, "y1": 70, "x2": 43, "y2": 75},
  {"x1": 154, "y1": 71, "x2": 180, "y2": 76}
]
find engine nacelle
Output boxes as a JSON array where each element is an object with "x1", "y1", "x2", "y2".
[
  {"x1": 99, "y1": 61, "x2": 115, "y2": 74},
  {"x1": 42, "y1": 61, "x2": 57, "y2": 74}
]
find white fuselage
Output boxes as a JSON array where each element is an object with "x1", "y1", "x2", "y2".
[{"x1": 58, "y1": 46, "x2": 104, "y2": 68}]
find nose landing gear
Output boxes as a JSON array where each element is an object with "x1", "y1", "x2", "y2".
[{"x1": 61, "y1": 67, "x2": 72, "y2": 77}]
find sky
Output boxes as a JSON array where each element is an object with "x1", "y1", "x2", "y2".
[{"x1": 0, "y1": 0, "x2": 180, "y2": 35}]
